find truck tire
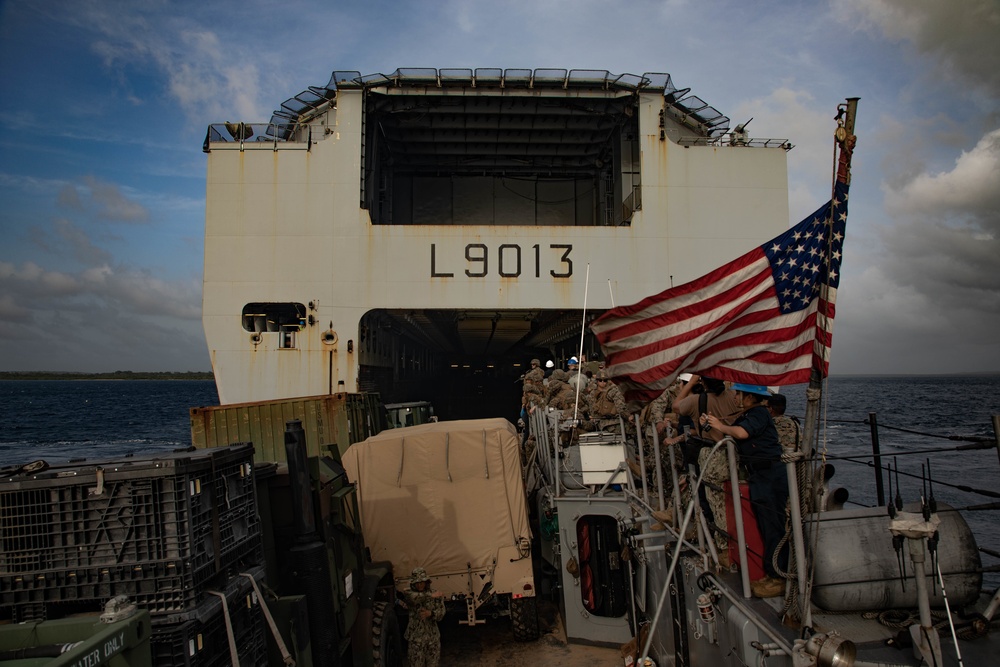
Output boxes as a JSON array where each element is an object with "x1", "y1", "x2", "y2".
[
  {"x1": 510, "y1": 596, "x2": 540, "y2": 642},
  {"x1": 372, "y1": 601, "x2": 402, "y2": 667}
]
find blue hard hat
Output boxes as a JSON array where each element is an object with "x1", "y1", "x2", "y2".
[{"x1": 731, "y1": 383, "x2": 770, "y2": 397}]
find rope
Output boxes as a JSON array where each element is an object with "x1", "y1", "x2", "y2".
[
  {"x1": 858, "y1": 608, "x2": 1000, "y2": 640},
  {"x1": 821, "y1": 419, "x2": 993, "y2": 444},
  {"x1": 207, "y1": 590, "x2": 240, "y2": 667},
  {"x1": 823, "y1": 442, "x2": 994, "y2": 460},
  {"x1": 824, "y1": 456, "x2": 1000, "y2": 500}
]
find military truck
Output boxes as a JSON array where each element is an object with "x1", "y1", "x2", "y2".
[{"x1": 342, "y1": 418, "x2": 540, "y2": 641}]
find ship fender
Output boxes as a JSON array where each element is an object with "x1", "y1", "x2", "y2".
[{"x1": 808, "y1": 503, "x2": 982, "y2": 611}]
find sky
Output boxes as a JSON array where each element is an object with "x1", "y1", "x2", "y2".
[{"x1": 0, "y1": 0, "x2": 998, "y2": 375}]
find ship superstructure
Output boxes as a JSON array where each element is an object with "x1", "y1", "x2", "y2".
[{"x1": 203, "y1": 68, "x2": 791, "y2": 413}]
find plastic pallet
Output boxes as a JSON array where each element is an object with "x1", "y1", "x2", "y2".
[
  {"x1": 151, "y1": 566, "x2": 268, "y2": 667},
  {"x1": 0, "y1": 445, "x2": 262, "y2": 612},
  {"x1": 1, "y1": 542, "x2": 264, "y2": 619}
]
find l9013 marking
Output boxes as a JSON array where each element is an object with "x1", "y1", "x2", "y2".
[{"x1": 430, "y1": 243, "x2": 573, "y2": 278}]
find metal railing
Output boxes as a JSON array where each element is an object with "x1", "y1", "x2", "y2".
[{"x1": 203, "y1": 123, "x2": 311, "y2": 153}]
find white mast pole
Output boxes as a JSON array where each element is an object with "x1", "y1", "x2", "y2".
[{"x1": 572, "y1": 264, "x2": 590, "y2": 424}]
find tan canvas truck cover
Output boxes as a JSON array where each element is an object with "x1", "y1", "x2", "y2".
[{"x1": 342, "y1": 418, "x2": 532, "y2": 600}]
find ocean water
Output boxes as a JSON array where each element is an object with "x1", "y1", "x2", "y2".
[
  {"x1": 1, "y1": 375, "x2": 998, "y2": 587},
  {"x1": 0, "y1": 379, "x2": 218, "y2": 466}
]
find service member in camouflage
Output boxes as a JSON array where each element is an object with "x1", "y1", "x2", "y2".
[
  {"x1": 546, "y1": 369, "x2": 577, "y2": 412},
  {"x1": 767, "y1": 393, "x2": 800, "y2": 451},
  {"x1": 401, "y1": 567, "x2": 446, "y2": 667},
  {"x1": 519, "y1": 364, "x2": 547, "y2": 464},
  {"x1": 585, "y1": 370, "x2": 629, "y2": 431},
  {"x1": 648, "y1": 373, "x2": 691, "y2": 437}
]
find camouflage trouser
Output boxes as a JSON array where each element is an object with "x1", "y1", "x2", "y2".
[
  {"x1": 639, "y1": 436, "x2": 670, "y2": 493},
  {"x1": 698, "y1": 447, "x2": 731, "y2": 553},
  {"x1": 521, "y1": 435, "x2": 536, "y2": 467},
  {"x1": 408, "y1": 638, "x2": 441, "y2": 667}
]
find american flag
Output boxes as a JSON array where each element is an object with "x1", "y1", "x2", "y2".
[{"x1": 591, "y1": 179, "x2": 848, "y2": 404}]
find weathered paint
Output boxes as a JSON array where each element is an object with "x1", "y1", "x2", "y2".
[
  {"x1": 190, "y1": 393, "x2": 387, "y2": 459},
  {"x1": 204, "y1": 80, "x2": 789, "y2": 404}
]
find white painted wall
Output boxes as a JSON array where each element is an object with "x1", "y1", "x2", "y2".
[{"x1": 204, "y1": 88, "x2": 789, "y2": 403}]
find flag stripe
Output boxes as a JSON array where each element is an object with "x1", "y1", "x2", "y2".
[{"x1": 592, "y1": 179, "x2": 849, "y2": 404}]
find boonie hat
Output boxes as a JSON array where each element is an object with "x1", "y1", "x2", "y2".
[
  {"x1": 410, "y1": 567, "x2": 431, "y2": 583},
  {"x1": 731, "y1": 383, "x2": 770, "y2": 397}
]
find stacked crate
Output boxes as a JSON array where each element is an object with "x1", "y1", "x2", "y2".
[{"x1": 0, "y1": 444, "x2": 267, "y2": 666}]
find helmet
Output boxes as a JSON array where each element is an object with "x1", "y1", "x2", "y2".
[
  {"x1": 596, "y1": 370, "x2": 609, "y2": 380},
  {"x1": 731, "y1": 383, "x2": 770, "y2": 397},
  {"x1": 545, "y1": 360, "x2": 555, "y2": 369},
  {"x1": 678, "y1": 373, "x2": 693, "y2": 383},
  {"x1": 410, "y1": 567, "x2": 430, "y2": 584},
  {"x1": 568, "y1": 357, "x2": 579, "y2": 366},
  {"x1": 530, "y1": 358, "x2": 541, "y2": 366}
]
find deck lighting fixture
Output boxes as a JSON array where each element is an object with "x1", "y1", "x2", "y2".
[{"x1": 801, "y1": 632, "x2": 855, "y2": 667}]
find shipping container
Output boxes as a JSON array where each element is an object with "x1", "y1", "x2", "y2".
[{"x1": 189, "y1": 393, "x2": 388, "y2": 461}]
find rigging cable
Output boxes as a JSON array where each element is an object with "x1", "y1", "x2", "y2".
[{"x1": 823, "y1": 457, "x2": 1000, "y2": 500}]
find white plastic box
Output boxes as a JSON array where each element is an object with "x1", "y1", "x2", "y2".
[{"x1": 579, "y1": 442, "x2": 627, "y2": 485}]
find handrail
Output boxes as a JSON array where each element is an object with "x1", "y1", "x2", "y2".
[{"x1": 203, "y1": 123, "x2": 312, "y2": 153}]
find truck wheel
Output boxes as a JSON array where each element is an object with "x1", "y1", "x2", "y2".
[
  {"x1": 372, "y1": 601, "x2": 402, "y2": 667},
  {"x1": 510, "y1": 596, "x2": 540, "y2": 642}
]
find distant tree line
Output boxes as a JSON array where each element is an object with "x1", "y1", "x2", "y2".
[{"x1": 0, "y1": 371, "x2": 214, "y2": 381}]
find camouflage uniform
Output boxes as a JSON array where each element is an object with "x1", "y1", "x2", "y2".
[
  {"x1": 697, "y1": 445, "x2": 732, "y2": 553},
  {"x1": 773, "y1": 415, "x2": 800, "y2": 451},
  {"x1": 402, "y1": 567, "x2": 446, "y2": 667},
  {"x1": 546, "y1": 371, "x2": 577, "y2": 412},
  {"x1": 585, "y1": 376, "x2": 628, "y2": 431},
  {"x1": 519, "y1": 371, "x2": 546, "y2": 464},
  {"x1": 638, "y1": 380, "x2": 685, "y2": 490},
  {"x1": 647, "y1": 379, "x2": 683, "y2": 427},
  {"x1": 521, "y1": 370, "x2": 547, "y2": 415}
]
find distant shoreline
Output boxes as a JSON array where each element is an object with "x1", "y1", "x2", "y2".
[{"x1": 0, "y1": 371, "x2": 214, "y2": 381}]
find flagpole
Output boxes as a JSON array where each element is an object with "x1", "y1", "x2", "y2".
[
  {"x1": 572, "y1": 264, "x2": 591, "y2": 424},
  {"x1": 796, "y1": 97, "x2": 859, "y2": 631},
  {"x1": 801, "y1": 97, "x2": 858, "y2": 461}
]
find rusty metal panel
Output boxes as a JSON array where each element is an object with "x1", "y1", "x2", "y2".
[{"x1": 190, "y1": 394, "x2": 387, "y2": 462}]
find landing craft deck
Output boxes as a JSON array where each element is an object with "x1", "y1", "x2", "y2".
[
  {"x1": 202, "y1": 67, "x2": 1000, "y2": 667},
  {"x1": 202, "y1": 68, "x2": 791, "y2": 413}
]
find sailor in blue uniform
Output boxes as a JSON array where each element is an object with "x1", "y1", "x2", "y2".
[{"x1": 701, "y1": 383, "x2": 788, "y2": 598}]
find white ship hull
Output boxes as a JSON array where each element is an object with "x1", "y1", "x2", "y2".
[{"x1": 203, "y1": 69, "x2": 789, "y2": 410}]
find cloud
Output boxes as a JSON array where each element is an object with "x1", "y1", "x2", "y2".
[
  {"x1": 726, "y1": 87, "x2": 836, "y2": 221},
  {"x1": 0, "y1": 260, "x2": 200, "y2": 322},
  {"x1": 0, "y1": 293, "x2": 32, "y2": 323},
  {"x1": 876, "y1": 125, "x2": 1000, "y2": 331},
  {"x1": 840, "y1": 0, "x2": 1000, "y2": 99},
  {"x1": 54, "y1": 176, "x2": 150, "y2": 224},
  {"x1": 0, "y1": 256, "x2": 207, "y2": 371},
  {"x1": 81, "y1": 176, "x2": 151, "y2": 223},
  {"x1": 51, "y1": 2, "x2": 270, "y2": 123},
  {"x1": 833, "y1": 262, "x2": 1000, "y2": 373},
  {"x1": 885, "y1": 128, "x2": 1000, "y2": 231},
  {"x1": 53, "y1": 218, "x2": 113, "y2": 266}
]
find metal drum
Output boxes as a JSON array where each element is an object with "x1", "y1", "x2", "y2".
[{"x1": 808, "y1": 503, "x2": 982, "y2": 611}]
